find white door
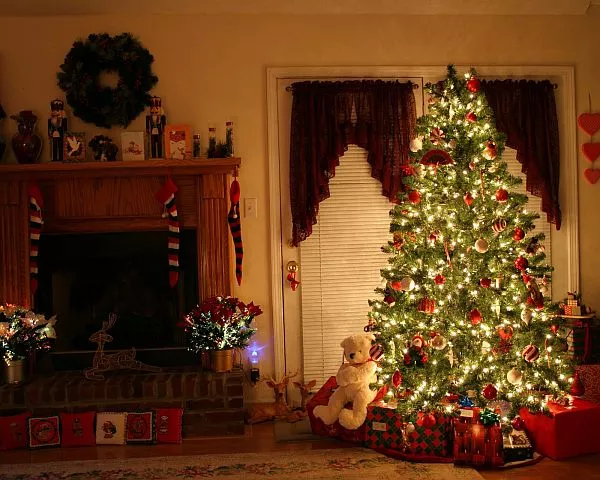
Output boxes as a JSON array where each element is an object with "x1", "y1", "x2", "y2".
[{"x1": 277, "y1": 77, "x2": 424, "y2": 405}]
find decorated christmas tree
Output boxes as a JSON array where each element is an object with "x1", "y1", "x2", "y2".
[{"x1": 368, "y1": 66, "x2": 572, "y2": 420}]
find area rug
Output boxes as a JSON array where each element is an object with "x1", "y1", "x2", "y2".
[{"x1": 0, "y1": 448, "x2": 484, "y2": 480}]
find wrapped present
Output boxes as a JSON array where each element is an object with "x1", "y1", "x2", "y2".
[
  {"x1": 577, "y1": 364, "x2": 600, "y2": 404},
  {"x1": 406, "y1": 411, "x2": 453, "y2": 458},
  {"x1": 503, "y1": 429, "x2": 533, "y2": 463},
  {"x1": 453, "y1": 408, "x2": 504, "y2": 467},
  {"x1": 520, "y1": 397, "x2": 600, "y2": 459},
  {"x1": 564, "y1": 305, "x2": 582, "y2": 316},
  {"x1": 364, "y1": 402, "x2": 404, "y2": 451},
  {"x1": 306, "y1": 376, "x2": 367, "y2": 444}
]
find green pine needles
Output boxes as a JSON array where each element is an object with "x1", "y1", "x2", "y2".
[{"x1": 368, "y1": 65, "x2": 572, "y2": 420}]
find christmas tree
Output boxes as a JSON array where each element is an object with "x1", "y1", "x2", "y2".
[{"x1": 368, "y1": 65, "x2": 572, "y2": 419}]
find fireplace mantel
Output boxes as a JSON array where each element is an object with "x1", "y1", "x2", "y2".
[{"x1": 0, "y1": 158, "x2": 241, "y2": 306}]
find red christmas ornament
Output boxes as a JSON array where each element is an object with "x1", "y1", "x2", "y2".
[
  {"x1": 551, "y1": 324, "x2": 559, "y2": 335},
  {"x1": 446, "y1": 393, "x2": 460, "y2": 403},
  {"x1": 522, "y1": 274, "x2": 531, "y2": 284},
  {"x1": 421, "y1": 353, "x2": 429, "y2": 364},
  {"x1": 420, "y1": 149, "x2": 453, "y2": 166},
  {"x1": 514, "y1": 256, "x2": 529, "y2": 271},
  {"x1": 480, "y1": 278, "x2": 492, "y2": 288},
  {"x1": 428, "y1": 231, "x2": 439, "y2": 243},
  {"x1": 498, "y1": 325, "x2": 514, "y2": 340},
  {"x1": 513, "y1": 227, "x2": 525, "y2": 241},
  {"x1": 434, "y1": 274, "x2": 446, "y2": 285},
  {"x1": 392, "y1": 281, "x2": 404, "y2": 291},
  {"x1": 495, "y1": 188, "x2": 509, "y2": 203},
  {"x1": 511, "y1": 416, "x2": 525, "y2": 431},
  {"x1": 492, "y1": 218, "x2": 507, "y2": 233},
  {"x1": 469, "y1": 309, "x2": 483, "y2": 325},
  {"x1": 482, "y1": 140, "x2": 498, "y2": 160},
  {"x1": 482, "y1": 383, "x2": 498, "y2": 400},
  {"x1": 417, "y1": 298, "x2": 436, "y2": 314},
  {"x1": 403, "y1": 353, "x2": 412, "y2": 365},
  {"x1": 469, "y1": 161, "x2": 476, "y2": 170},
  {"x1": 466, "y1": 76, "x2": 481, "y2": 93},
  {"x1": 408, "y1": 190, "x2": 421, "y2": 204},
  {"x1": 570, "y1": 372, "x2": 585, "y2": 396},
  {"x1": 384, "y1": 295, "x2": 395, "y2": 305},
  {"x1": 423, "y1": 412, "x2": 436, "y2": 427},
  {"x1": 522, "y1": 344, "x2": 540, "y2": 363},
  {"x1": 466, "y1": 111, "x2": 477, "y2": 123},
  {"x1": 370, "y1": 343, "x2": 384, "y2": 361},
  {"x1": 463, "y1": 192, "x2": 474, "y2": 206},
  {"x1": 392, "y1": 370, "x2": 402, "y2": 388}
]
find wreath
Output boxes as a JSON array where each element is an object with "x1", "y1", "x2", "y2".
[{"x1": 57, "y1": 33, "x2": 158, "y2": 128}]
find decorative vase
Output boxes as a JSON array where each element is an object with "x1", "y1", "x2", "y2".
[
  {"x1": 211, "y1": 349, "x2": 233, "y2": 373},
  {"x1": 10, "y1": 110, "x2": 42, "y2": 164},
  {"x1": 4, "y1": 358, "x2": 26, "y2": 384}
]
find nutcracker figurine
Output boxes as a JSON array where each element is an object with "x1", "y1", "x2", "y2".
[
  {"x1": 146, "y1": 96, "x2": 166, "y2": 158},
  {"x1": 48, "y1": 99, "x2": 67, "y2": 162}
]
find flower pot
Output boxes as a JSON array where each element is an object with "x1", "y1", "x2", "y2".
[
  {"x1": 211, "y1": 349, "x2": 233, "y2": 373},
  {"x1": 4, "y1": 358, "x2": 26, "y2": 384}
]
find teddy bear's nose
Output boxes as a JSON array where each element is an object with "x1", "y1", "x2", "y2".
[{"x1": 349, "y1": 352, "x2": 355, "y2": 359}]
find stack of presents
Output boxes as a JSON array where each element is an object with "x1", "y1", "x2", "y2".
[
  {"x1": 307, "y1": 293, "x2": 600, "y2": 467},
  {"x1": 0, "y1": 408, "x2": 183, "y2": 450}
]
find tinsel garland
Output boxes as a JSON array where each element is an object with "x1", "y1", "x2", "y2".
[{"x1": 57, "y1": 33, "x2": 158, "y2": 128}]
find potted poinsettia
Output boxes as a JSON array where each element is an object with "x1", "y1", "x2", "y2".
[
  {"x1": 0, "y1": 304, "x2": 57, "y2": 383},
  {"x1": 182, "y1": 296, "x2": 262, "y2": 372}
]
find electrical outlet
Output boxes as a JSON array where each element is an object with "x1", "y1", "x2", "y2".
[{"x1": 244, "y1": 197, "x2": 258, "y2": 218}]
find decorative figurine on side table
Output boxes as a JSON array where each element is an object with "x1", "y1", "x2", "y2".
[
  {"x1": 11, "y1": 110, "x2": 42, "y2": 164},
  {"x1": 89, "y1": 135, "x2": 118, "y2": 162},
  {"x1": 146, "y1": 96, "x2": 166, "y2": 158},
  {"x1": 48, "y1": 99, "x2": 67, "y2": 162}
]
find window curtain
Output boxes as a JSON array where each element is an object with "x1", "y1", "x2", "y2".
[
  {"x1": 482, "y1": 80, "x2": 561, "y2": 229},
  {"x1": 289, "y1": 80, "x2": 416, "y2": 246}
]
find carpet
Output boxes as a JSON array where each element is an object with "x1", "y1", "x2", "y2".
[{"x1": 0, "y1": 448, "x2": 484, "y2": 480}]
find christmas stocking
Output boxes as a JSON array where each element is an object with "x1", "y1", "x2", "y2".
[
  {"x1": 28, "y1": 184, "x2": 43, "y2": 295},
  {"x1": 155, "y1": 178, "x2": 179, "y2": 288},
  {"x1": 228, "y1": 178, "x2": 243, "y2": 286}
]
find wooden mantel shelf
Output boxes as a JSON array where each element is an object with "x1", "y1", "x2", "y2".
[{"x1": 0, "y1": 157, "x2": 240, "y2": 179}]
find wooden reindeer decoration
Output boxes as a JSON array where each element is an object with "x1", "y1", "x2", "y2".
[
  {"x1": 84, "y1": 313, "x2": 161, "y2": 380},
  {"x1": 293, "y1": 379, "x2": 317, "y2": 411},
  {"x1": 246, "y1": 371, "x2": 298, "y2": 424}
]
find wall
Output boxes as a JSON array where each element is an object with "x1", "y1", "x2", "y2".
[{"x1": 0, "y1": 11, "x2": 598, "y2": 402}]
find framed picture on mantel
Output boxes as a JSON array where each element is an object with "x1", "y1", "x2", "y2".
[
  {"x1": 63, "y1": 132, "x2": 86, "y2": 162},
  {"x1": 164, "y1": 124, "x2": 191, "y2": 160},
  {"x1": 121, "y1": 132, "x2": 145, "y2": 161}
]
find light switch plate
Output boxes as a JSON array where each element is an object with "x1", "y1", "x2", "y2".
[{"x1": 245, "y1": 197, "x2": 258, "y2": 218}]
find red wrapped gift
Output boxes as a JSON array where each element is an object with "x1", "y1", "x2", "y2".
[
  {"x1": 306, "y1": 376, "x2": 366, "y2": 444},
  {"x1": 453, "y1": 408, "x2": 504, "y2": 467},
  {"x1": 520, "y1": 398, "x2": 600, "y2": 459},
  {"x1": 577, "y1": 364, "x2": 600, "y2": 404}
]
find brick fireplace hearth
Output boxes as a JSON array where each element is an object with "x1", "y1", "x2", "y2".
[{"x1": 0, "y1": 368, "x2": 245, "y2": 437}]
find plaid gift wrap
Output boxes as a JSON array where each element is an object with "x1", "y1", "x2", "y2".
[
  {"x1": 577, "y1": 364, "x2": 600, "y2": 403},
  {"x1": 364, "y1": 403, "x2": 404, "y2": 450},
  {"x1": 406, "y1": 412, "x2": 452, "y2": 458}
]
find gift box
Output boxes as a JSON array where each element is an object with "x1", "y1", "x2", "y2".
[
  {"x1": 502, "y1": 429, "x2": 533, "y2": 463},
  {"x1": 577, "y1": 364, "x2": 600, "y2": 404},
  {"x1": 520, "y1": 397, "x2": 600, "y2": 459},
  {"x1": 564, "y1": 305, "x2": 582, "y2": 316},
  {"x1": 407, "y1": 411, "x2": 453, "y2": 458},
  {"x1": 453, "y1": 408, "x2": 504, "y2": 467},
  {"x1": 364, "y1": 402, "x2": 404, "y2": 451},
  {"x1": 306, "y1": 376, "x2": 367, "y2": 444},
  {"x1": 564, "y1": 315, "x2": 600, "y2": 364}
]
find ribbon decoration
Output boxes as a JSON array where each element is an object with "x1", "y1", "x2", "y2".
[
  {"x1": 28, "y1": 184, "x2": 44, "y2": 295},
  {"x1": 155, "y1": 178, "x2": 179, "y2": 288},
  {"x1": 479, "y1": 408, "x2": 501, "y2": 427},
  {"x1": 228, "y1": 175, "x2": 243, "y2": 286}
]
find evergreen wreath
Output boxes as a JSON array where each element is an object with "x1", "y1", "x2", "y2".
[{"x1": 57, "y1": 33, "x2": 158, "y2": 128}]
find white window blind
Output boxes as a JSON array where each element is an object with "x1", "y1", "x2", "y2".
[
  {"x1": 503, "y1": 147, "x2": 552, "y2": 272},
  {"x1": 299, "y1": 145, "x2": 552, "y2": 386},
  {"x1": 300, "y1": 145, "x2": 393, "y2": 387}
]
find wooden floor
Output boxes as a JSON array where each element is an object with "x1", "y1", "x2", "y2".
[{"x1": 1, "y1": 422, "x2": 600, "y2": 479}]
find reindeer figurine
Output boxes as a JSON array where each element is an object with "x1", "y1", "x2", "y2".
[
  {"x1": 84, "y1": 313, "x2": 161, "y2": 380},
  {"x1": 293, "y1": 379, "x2": 317, "y2": 411},
  {"x1": 246, "y1": 371, "x2": 298, "y2": 424}
]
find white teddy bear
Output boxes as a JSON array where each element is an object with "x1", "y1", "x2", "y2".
[{"x1": 313, "y1": 333, "x2": 378, "y2": 430}]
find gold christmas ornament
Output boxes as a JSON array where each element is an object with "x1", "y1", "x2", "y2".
[
  {"x1": 507, "y1": 367, "x2": 523, "y2": 385},
  {"x1": 474, "y1": 238, "x2": 489, "y2": 253},
  {"x1": 400, "y1": 276, "x2": 416, "y2": 291}
]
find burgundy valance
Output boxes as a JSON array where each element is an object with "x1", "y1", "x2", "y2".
[
  {"x1": 289, "y1": 80, "x2": 416, "y2": 245},
  {"x1": 482, "y1": 80, "x2": 561, "y2": 229}
]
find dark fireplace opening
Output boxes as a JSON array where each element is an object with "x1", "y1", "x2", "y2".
[{"x1": 34, "y1": 230, "x2": 199, "y2": 370}]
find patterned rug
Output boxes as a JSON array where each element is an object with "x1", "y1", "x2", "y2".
[{"x1": 0, "y1": 448, "x2": 484, "y2": 480}]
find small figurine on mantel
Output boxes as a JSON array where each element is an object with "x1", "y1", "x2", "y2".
[
  {"x1": 48, "y1": 99, "x2": 67, "y2": 162},
  {"x1": 146, "y1": 96, "x2": 166, "y2": 158}
]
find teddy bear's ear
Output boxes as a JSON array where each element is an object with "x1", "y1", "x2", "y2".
[{"x1": 340, "y1": 338, "x2": 348, "y2": 349}]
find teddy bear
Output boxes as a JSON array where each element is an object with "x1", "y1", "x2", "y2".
[{"x1": 313, "y1": 333, "x2": 378, "y2": 430}]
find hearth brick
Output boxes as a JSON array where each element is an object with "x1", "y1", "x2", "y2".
[{"x1": 0, "y1": 367, "x2": 245, "y2": 438}]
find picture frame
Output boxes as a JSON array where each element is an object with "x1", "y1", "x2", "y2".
[
  {"x1": 63, "y1": 132, "x2": 86, "y2": 162},
  {"x1": 164, "y1": 124, "x2": 191, "y2": 160},
  {"x1": 121, "y1": 132, "x2": 146, "y2": 161}
]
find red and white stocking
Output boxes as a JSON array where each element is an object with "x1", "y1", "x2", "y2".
[
  {"x1": 155, "y1": 178, "x2": 180, "y2": 288},
  {"x1": 28, "y1": 184, "x2": 44, "y2": 295}
]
